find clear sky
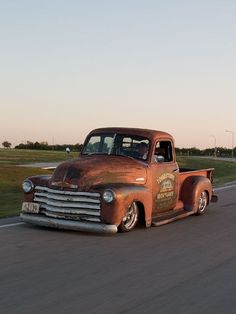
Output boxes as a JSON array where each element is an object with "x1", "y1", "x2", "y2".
[{"x1": 0, "y1": 0, "x2": 235, "y2": 149}]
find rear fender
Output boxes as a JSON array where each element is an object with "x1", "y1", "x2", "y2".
[{"x1": 180, "y1": 176, "x2": 213, "y2": 212}]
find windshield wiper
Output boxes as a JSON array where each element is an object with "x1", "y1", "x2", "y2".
[
  {"x1": 110, "y1": 153, "x2": 136, "y2": 161},
  {"x1": 82, "y1": 152, "x2": 109, "y2": 156}
]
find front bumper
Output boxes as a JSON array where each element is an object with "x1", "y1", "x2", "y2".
[{"x1": 20, "y1": 213, "x2": 118, "y2": 234}]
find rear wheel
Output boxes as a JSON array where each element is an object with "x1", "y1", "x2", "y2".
[
  {"x1": 196, "y1": 191, "x2": 208, "y2": 215},
  {"x1": 119, "y1": 202, "x2": 139, "y2": 232}
]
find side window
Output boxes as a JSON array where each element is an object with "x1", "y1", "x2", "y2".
[{"x1": 154, "y1": 141, "x2": 173, "y2": 162}]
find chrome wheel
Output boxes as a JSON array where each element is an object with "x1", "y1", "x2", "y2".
[
  {"x1": 197, "y1": 191, "x2": 208, "y2": 215},
  {"x1": 119, "y1": 202, "x2": 139, "y2": 232}
]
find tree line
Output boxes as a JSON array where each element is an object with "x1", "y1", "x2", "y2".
[
  {"x1": 175, "y1": 147, "x2": 236, "y2": 157},
  {"x1": 2, "y1": 141, "x2": 83, "y2": 152},
  {"x1": 1, "y1": 140, "x2": 236, "y2": 157}
]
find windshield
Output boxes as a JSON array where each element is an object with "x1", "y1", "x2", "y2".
[{"x1": 82, "y1": 133, "x2": 150, "y2": 161}]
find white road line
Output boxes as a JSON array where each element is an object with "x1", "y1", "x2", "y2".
[
  {"x1": 0, "y1": 222, "x2": 25, "y2": 229},
  {"x1": 214, "y1": 184, "x2": 236, "y2": 191}
]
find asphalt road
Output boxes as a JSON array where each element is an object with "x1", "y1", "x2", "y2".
[{"x1": 0, "y1": 185, "x2": 236, "y2": 314}]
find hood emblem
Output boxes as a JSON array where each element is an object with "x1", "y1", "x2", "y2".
[{"x1": 51, "y1": 181, "x2": 78, "y2": 189}]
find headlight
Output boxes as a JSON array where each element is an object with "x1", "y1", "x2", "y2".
[
  {"x1": 103, "y1": 190, "x2": 116, "y2": 203},
  {"x1": 22, "y1": 180, "x2": 34, "y2": 193}
]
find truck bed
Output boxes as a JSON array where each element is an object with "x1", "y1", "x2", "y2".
[{"x1": 179, "y1": 167, "x2": 214, "y2": 185}]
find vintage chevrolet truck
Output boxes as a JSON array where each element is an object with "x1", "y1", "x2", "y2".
[{"x1": 21, "y1": 127, "x2": 218, "y2": 234}]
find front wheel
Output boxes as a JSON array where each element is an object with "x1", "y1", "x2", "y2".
[
  {"x1": 196, "y1": 191, "x2": 208, "y2": 215},
  {"x1": 119, "y1": 202, "x2": 139, "y2": 232}
]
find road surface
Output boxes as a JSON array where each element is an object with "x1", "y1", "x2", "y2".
[{"x1": 0, "y1": 185, "x2": 236, "y2": 314}]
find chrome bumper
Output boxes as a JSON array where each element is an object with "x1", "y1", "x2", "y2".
[{"x1": 20, "y1": 213, "x2": 118, "y2": 234}]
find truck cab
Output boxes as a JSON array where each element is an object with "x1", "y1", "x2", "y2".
[{"x1": 21, "y1": 127, "x2": 217, "y2": 233}]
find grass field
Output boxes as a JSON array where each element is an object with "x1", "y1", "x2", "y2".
[
  {"x1": 0, "y1": 148, "x2": 78, "y2": 164},
  {"x1": 1, "y1": 149, "x2": 236, "y2": 218},
  {"x1": 0, "y1": 149, "x2": 78, "y2": 218},
  {"x1": 177, "y1": 156, "x2": 236, "y2": 186}
]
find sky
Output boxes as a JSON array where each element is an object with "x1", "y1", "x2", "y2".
[{"x1": 0, "y1": 0, "x2": 235, "y2": 149}]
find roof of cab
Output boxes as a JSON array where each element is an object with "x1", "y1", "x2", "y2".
[{"x1": 87, "y1": 127, "x2": 173, "y2": 142}]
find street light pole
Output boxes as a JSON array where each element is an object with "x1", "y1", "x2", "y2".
[
  {"x1": 210, "y1": 135, "x2": 217, "y2": 159},
  {"x1": 225, "y1": 130, "x2": 234, "y2": 158}
]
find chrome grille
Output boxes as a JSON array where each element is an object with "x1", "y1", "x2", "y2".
[{"x1": 34, "y1": 186, "x2": 101, "y2": 222}]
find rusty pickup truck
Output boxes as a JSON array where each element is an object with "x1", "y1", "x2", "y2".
[{"x1": 21, "y1": 127, "x2": 218, "y2": 234}]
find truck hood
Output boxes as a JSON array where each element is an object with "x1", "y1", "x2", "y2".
[{"x1": 50, "y1": 155, "x2": 148, "y2": 191}]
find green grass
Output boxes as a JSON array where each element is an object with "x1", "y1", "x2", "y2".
[
  {"x1": 0, "y1": 165, "x2": 51, "y2": 218},
  {"x1": 177, "y1": 156, "x2": 236, "y2": 186},
  {"x1": 0, "y1": 149, "x2": 236, "y2": 218},
  {"x1": 0, "y1": 149, "x2": 78, "y2": 218},
  {"x1": 0, "y1": 148, "x2": 78, "y2": 164}
]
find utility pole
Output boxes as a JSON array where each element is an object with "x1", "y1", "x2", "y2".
[
  {"x1": 225, "y1": 130, "x2": 234, "y2": 158},
  {"x1": 52, "y1": 136, "x2": 54, "y2": 151},
  {"x1": 210, "y1": 135, "x2": 217, "y2": 159}
]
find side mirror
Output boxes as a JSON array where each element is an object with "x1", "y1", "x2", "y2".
[{"x1": 154, "y1": 155, "x2": 165, "y2": 163}]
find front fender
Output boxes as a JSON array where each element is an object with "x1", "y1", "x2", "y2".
[
  {"x1": 99, "y1": 184, "x2": 152, "y2": 227},
  {"x1": 23, "y1": 175, "x2": 52, "y2": 202},
  {"x1": 180, "y1": 176, "x2": 213, "y2": 212}
]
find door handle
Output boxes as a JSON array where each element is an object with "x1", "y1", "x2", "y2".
[{"x1": 172, "y1": 169, "x2": 179, "y2": 173}]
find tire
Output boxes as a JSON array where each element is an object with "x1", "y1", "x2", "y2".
[
  {"x1": 119, "y1": 202, "x2": 139, "y2": 232},
  {"x1": 196, "y1": 191, "x2": 208, "y2": 215}
]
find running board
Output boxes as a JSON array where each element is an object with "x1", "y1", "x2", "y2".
[{"x1": 152, "y1": 210, "x2": 195, "y2": 227}]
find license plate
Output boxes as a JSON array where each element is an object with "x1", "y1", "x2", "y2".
[{"x1": 22, "y1": 202, "x2": 40, "y2": 214}]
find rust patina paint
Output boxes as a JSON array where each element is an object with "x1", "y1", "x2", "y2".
[{"x1": 22, "y1": 127, "x2": 217, "y2": 232}]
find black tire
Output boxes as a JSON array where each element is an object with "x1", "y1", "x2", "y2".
[
  {"x1": 119, "y1": 202, "x2": 139, "y2": 232},
  {"x1": 196, "y1": 191, "x2": 208, "y2": 215}
]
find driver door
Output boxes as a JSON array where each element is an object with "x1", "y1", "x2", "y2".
[{"x1": 151, "y1": 140, "x2": 179, "y2": 218}]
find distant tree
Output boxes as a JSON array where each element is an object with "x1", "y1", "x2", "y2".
[
  {"x1": 14, "y1": 141, "x2": 83, "y2": 151},
  {"x1": 40, "y1": 141, "x2": 48, "y2": 146},
  {"x1": 15, "y1": 143, "x2": 25, "y2": 149},
  {"x1": 75, "y1": 143, "x2": 83, "y2": 152},
  {"x1": 26, "y1": 141, "x2": 34, "y2": 149},
  {"x1": 2, "y1": 141, "x2": 12, "y2": 148}
]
